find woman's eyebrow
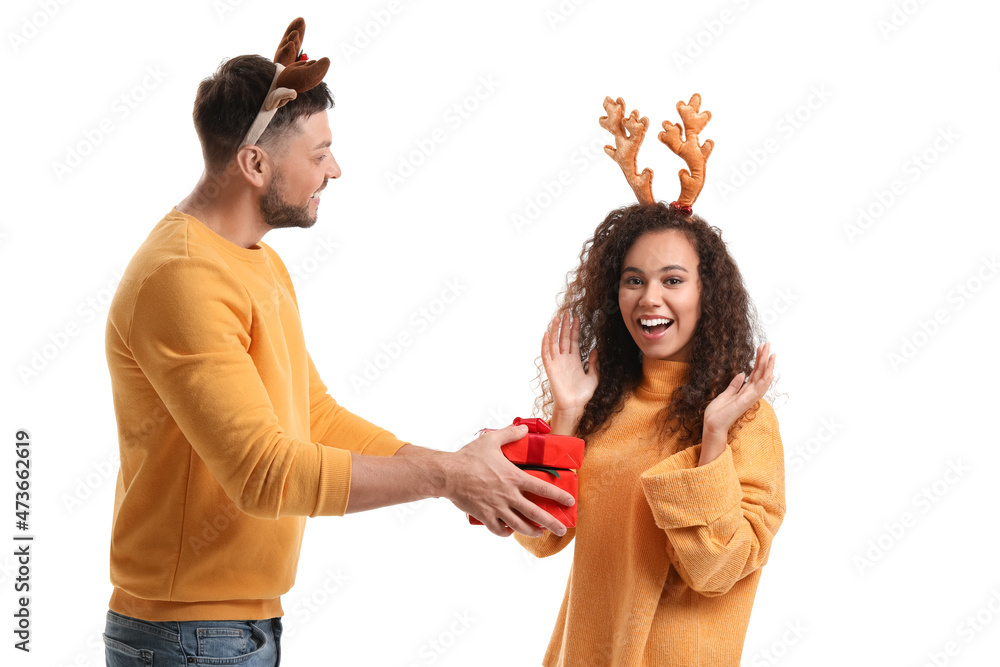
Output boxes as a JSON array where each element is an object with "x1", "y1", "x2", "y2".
[{"x1": 621, "y1": 264, "x2": 689, "y2": 274}]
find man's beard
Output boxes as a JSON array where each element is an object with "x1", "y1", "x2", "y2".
[{"x1": 259, "y1": 172, "x2": 317, "y2": 230}]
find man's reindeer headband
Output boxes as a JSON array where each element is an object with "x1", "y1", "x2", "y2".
[
  {"x1": 599, "y1": 94, "x2": 713, "y2": 215},
  {"x1": 240, "y1": 17, "x2": 330, "y2": 148}
]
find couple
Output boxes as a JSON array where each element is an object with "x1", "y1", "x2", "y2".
[{"x1": 102, "y1": 18, "x2": 784, "y2": 667}]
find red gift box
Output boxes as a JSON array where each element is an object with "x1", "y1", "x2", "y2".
[{"x1": 469, "y1": 417, "x2": 584, "y2": 529}]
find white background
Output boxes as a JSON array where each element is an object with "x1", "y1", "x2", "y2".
[{"x1": 3, "y1": 0, "x2": 1000, "y2": 665}]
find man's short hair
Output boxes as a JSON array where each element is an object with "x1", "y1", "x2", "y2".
[{"x1": 192, "y1": 54, "x2": 334, "y2": 175}]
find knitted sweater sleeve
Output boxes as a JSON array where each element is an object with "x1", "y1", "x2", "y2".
[
  {"x1": 639, "y1": 400, "x2": 785, "y2": 597},
  {"x1": 514, "y1": 527, "x2": 577, "y2": 558}
]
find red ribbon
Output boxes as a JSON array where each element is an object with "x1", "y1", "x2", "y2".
[
  {"x1": 525, "y1": 433, "x2": 547, "y2": 465},
  {"x1": 513, "y1": 417, "x2": 551, "y2": 434},
  {"x1": 669, "y1": 201, "x2": 693, "y2": 215}
]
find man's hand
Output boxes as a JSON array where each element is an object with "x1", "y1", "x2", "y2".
[{"x1": 441, "y1": 424, "x2": 575, "y2": 538}]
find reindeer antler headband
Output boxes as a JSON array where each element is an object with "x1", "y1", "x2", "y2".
[
  {"x1": 240, "y1": 17, "x2": 330, "y2": 148},
  {"x1": 599, "y1": 94, "x2": 714, "y2": 215}
]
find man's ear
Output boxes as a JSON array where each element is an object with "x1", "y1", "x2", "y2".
[{"x1": 234, "y1": 144, "x2": 270, "y2": 188}]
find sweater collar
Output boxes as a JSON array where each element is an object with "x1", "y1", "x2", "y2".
[
  {"x1": 637, "y1": 356, "x2": 690, "y2": 397},
  {"x1": 171, "y1": 207, "x2": 268, "y2": 263}
]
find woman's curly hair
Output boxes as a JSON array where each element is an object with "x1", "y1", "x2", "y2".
[{"x1": 532, "y1": 202, "x2": 768, "y2": 446}]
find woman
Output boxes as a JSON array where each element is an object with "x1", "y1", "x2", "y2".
[{"x1": 516, "y1": 201, "x2": 785, "y2": 667}]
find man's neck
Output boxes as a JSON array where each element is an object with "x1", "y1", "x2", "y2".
[{"x1": 177, "y1": 171, "x2": 269, "y2": 249}]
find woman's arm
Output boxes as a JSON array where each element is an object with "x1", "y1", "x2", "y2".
[
  {"x1": 515, "y1": 526, "x2": 577, "y2": 557},
  {"x1": 639, "y1": 399, "x2": 785, "y2": 597}
]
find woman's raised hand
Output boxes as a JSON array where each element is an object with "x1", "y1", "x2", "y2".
[
  {"x1": 703, "y1": 342, "x2": 776, "y2": 439},
  {"x1": 541, "y1": 312, "x2": 600, "y2": 415}
]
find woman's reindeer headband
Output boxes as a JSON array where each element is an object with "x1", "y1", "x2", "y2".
[
  {"x1": 599, "y1": 94, "x2": 713, "y2": 215},
  {"x1": 240, "y1": 17, "x2": 330, "y2": 148}
]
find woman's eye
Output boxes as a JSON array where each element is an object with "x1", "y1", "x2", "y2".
[
  {"x1": 624, "y1": 276, "x2": 641, "y2": 286},
  {"x1": 665, "y1": 277, "x2": 682, "y2": 286}
]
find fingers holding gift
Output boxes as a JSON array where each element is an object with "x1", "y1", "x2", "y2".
[
  {"x1": 519, "y1": 469, "x2": 576, "y2": 509},
  {"x1": 499, "y1": 507, "x2": 543, "y2": 538},
  {"x1": 463, "y1": 418, "x2": 583, "y2": 535},
  {"x1": 511, "y1": 496, "x2": 568, "y2": 537}
]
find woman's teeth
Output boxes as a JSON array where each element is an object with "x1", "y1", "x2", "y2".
[{"x1": 640, "y1": 317, "x2": 673, "y2": 334}]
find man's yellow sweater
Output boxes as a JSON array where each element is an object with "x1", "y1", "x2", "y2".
[
  {"x1": 517, "y1": 358, "x2": 785, "y2": 666},
  {"x1": 104, "y1": 208, "x2": 407, "y2": 622}
]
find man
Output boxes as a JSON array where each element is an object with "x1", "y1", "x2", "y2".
[{"x1": 102, "y1": 20, "x2": 572, "y2": 665}]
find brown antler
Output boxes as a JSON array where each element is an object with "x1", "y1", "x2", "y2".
[
  {"x1": 242, "y1": 17, "x2": 330, "y2": 146},
  {"x1": 599, "y1": 96, "x2": 655, "y2": 205},
  {"x1": 274, "y1": 18, "x2": 305, "y2": 65},
  {"x1": 658, "y1": 93, "x2": 714, "y2": 209},
  {"x1": 273, "y1": 17, "x2": 329, "y2": 96}
]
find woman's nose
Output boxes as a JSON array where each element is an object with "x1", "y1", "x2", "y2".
[{"x1": 638, "y1": 284, "x2": 662, "y2": 305}]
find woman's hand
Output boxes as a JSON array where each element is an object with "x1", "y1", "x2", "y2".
[
  {"x1": 542, "y1": 312, "x2": 599, "y2": 427},
  {"x1": 699, "y1": 343, "x2": 775, "y2": 466}
]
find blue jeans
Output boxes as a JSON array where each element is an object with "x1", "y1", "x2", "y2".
[{"x1": 103, "y1": 610, "x2": 282, "y2": 666}]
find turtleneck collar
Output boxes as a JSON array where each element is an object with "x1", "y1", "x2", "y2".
[{"x1": 637, "y1": 356, "x2": 690, "y2": 397}]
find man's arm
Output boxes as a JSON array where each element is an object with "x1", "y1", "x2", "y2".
[
  {"x1": 393, "y1": 444, "x2": 437, "y2": 456},
  {"x1": 345, "y1": 424, "x2": 575, "y2": 538}
]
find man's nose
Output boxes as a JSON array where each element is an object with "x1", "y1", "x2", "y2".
[{"x1": 327, "y1": 154, "x2": 342, "y2": 179}]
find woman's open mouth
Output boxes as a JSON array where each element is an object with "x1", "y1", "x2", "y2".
[{"x1": 639, "y1": 317, "x2": 673, "y2": 339}]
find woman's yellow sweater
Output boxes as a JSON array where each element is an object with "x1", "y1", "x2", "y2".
[{"x1": 516, "y1": 357, "x2": 785, "y2": 666}]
